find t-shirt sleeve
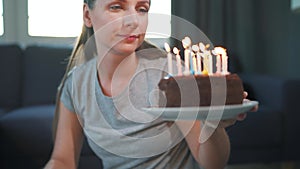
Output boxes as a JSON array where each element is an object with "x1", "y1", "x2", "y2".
[{"x1": 60, "y1": 73, "x2": 76, "y2": 113}]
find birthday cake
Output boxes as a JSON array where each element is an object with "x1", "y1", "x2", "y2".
[{"x1": 158, "y1": 38, "x2": 244, "y2": 107}]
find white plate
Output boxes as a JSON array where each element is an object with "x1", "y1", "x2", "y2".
[{"x1": 142, "y1": 101, "x2": 259, "y2": 121}]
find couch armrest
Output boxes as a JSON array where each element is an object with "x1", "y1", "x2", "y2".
[{"x1": 238, "y1": 73, "x2": 286, "y2": 111}]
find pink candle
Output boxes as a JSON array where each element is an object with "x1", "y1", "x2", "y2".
[{"x1": 173, "y1": 47, "x2": 182, "y2": 76}]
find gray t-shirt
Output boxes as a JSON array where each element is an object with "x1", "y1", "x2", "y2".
[{"x1": 61, "y1": 48, "x2": 202, "y2": 169}]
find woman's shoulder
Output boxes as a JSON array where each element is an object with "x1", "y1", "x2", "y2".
[{"x1": 66, "y1": 57, "x2": 96, "y2": 77}]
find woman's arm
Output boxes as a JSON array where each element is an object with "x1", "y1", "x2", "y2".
[
  {"x1": 44, "y1": 101, "x2": 84, "y2": 169},
  {"x1": 176, "y1": 93, "x2": 257, "y2": 169},
  {"x1": 176, "y1": 119, "x2": 232, "y2": 169}
]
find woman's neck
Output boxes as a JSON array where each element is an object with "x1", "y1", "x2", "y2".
[{"x1": 97, "y1": 52, "x2": 139, "y2": 97}]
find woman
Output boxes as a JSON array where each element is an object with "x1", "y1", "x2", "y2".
[{"x1": 45, "y1": 0, "x2": 253, "y2": 168}]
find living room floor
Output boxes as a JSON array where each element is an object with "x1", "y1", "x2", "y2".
[{"x1": 226, "y1": 162, "x2": 300, "y2": 169}]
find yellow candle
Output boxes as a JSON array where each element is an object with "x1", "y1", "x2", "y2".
[{"x1": 200, "y1": 43, "x2": 213, "y2": 75}]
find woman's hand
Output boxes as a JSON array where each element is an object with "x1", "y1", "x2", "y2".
[{"x1": 204, "y1": 91, "x2": 258, "y2": 129}]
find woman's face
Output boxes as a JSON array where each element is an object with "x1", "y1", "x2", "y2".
[{"x1": 84, "y1": 0, "x2": 150, "y2": 56}]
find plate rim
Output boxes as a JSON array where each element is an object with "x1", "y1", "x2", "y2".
[
  {"x1": 143, "y1": 100, "x2": 258, "y2": 111},
  {"x1": 142, "y1": 100, "x2": 259, "y2": 120}
]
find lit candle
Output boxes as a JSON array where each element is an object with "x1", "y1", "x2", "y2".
[
  {"x1": 212, "y1": 47, "x2": 226, "y2": 74},
  {"x1": 182, "y1": 37, "x2": 192, "y2": 76},
  {"x1": 199, "y1": 43, "x2": 213, "y2": 74},
  {"x1": 192, "y1": 53, "x2": 197, "y2": 74},
  {"x1": 164, "y1": 42, "x2": 173, "y2": 75},
  {"x1": 220, "y1": 48, "x2": 229, "y2": 75},
  {"x1": 192, "y1": 44, "x2": 202, "y2": 75},
  {"x1": 206, "y1": 44, "x2": 213, "y2": 75},
  {"x1": 199, "y1": 42, "x2": 210, "y2": 73},
  {"x1": 173, "y1": 47, "x2": 182, "y2": 76}
]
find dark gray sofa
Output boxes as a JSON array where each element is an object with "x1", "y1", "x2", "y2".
[
  {"x1": 0, "y1": 44, "x2": 102, "y2": 169},
  {"x1": 0, "y1": 44, "x2": 299, "y2": 169}
]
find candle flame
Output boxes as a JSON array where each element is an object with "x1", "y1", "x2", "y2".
[
  {"x1": 173, "y1": 47, "x2": 180, "y2": 55},
  {"x1": 182, "y1": 37, "x2": 192, "y2": 48},
  {"x1": 199, "y1": 43, "x2": 205, "y2": 52},
  {"x1": 164, "y1": 42, "x2": 171, "y2": 53},
  {"x1": 213, "y1": 47, "x2": 227, "y2": 55},
  {"x1": 192, "y1": 45, "x2": 199, "y2": 52}
]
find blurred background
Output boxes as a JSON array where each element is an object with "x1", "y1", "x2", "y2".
[{"x1": 0, "y1": 0, "x2": 299, "y2": 169}]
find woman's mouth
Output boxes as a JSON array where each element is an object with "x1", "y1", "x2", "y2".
[{"x1": 119, "y1": 34, "x2": 140, "y2": 43}]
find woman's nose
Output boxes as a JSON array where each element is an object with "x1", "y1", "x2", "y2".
[{"x1": 123, "y1": 11, "x2": 139, "y2": 29}]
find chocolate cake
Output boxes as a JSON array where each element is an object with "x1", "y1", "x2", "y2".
[{"x1": 158, "y1": 74, "x2": 244, "y2": 107}]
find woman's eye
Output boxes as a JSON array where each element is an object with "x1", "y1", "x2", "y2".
[
  {"x1": 137, "y1": 7, "x2": 149, "y2": 13},
  {"x1": 109, "y1": 4, "x2": 122, "y2": 11}
]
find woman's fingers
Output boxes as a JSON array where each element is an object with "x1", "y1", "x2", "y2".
[
  {"x1": 243, "y1": 91, "x2": 248, "y2": 99},
  {"x1": 237, "y1": 113, "x2": 247, "y2": 121}
]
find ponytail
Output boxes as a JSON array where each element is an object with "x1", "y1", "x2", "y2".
[{"x1": 52, "y1": 25, "x2": 94, "y2": 138}]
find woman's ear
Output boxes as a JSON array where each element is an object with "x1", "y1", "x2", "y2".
[{"x1": 83, "y1": 4, "x2": 92, "y2": 28}]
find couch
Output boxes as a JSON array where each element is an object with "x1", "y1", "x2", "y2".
[
  {"x1": 229, "y1": 74, "x2": 300, "y2": 164},
  {"x1": 0, "y1": 44, "x2": 102, "y2": 169},
  {"x1": 0, "y1": 44, "x2": 299, "y2": 169}
]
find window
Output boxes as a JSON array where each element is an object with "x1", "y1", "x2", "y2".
[
  {"x1": 28, "y1": 0, "x2": 171, "y2": 38},
  {"x1": 28, "y1": 0, "x2": 82, "y2": 37},
  {"x1": 147, "y1": 0, "x2": 171, "y2": 38},
  {"x1": 0, "y1": 0, "x2": 3, "y2": 36}
]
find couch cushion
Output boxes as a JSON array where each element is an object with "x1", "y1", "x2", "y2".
[
  {"x1": 0, "y1": 44, "x2": 22, "y2": 110},
  {"x1": 228, "y1": 105, "x2": 283, "y2": 148},
  {"x1": 0, "y1": 105, "x2": 55, "y2": 157},
  {"x1": 0, "y1": 105, "x2": 100, "y2": 168},
  {"x1": 227, "y1": 105, "x2": 283, "y2": 163},
  {"x1": 22, "y1": 45, "x2": 71, "y2": 106}
]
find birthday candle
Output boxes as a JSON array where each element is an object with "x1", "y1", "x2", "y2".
[
  {"x1": 173, "y1": 47, "x2": 182, "y2": 76},
  {"x1": 221, "y1": 48, "x2": 229, "y2": 75},
  {"x1": 212, "y1": 47, "x2": 226, "y2": 74},
  {"x1": 184, "y1": 48, "x2": 190, "y2": 75},
  {"x1": 216, "y1": 54, "x2": 221, "y2": 74},
  {"x1": 164, "y1": 43, "x2": 173, "y2": 75},
  {"x1": 206, "y1": 44, "x2": 213, "y2": 75},
  {"x1": 200, "y1": 43, "x2": 213, "y2": 75},
  {"x1": 192, "y1": 44, "x2": 202, "y2": 75},
  {"x1": 182, "y1": 37, "x2": 192, "y2": 76},
  {"x1": 192, "y1": 54, "x2": 197, "y2": 74}
]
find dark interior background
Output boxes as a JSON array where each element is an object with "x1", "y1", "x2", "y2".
[{"x1": 171, "y1": 0, "x2": 300, "y2": 79}]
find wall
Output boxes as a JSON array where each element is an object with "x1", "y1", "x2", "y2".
[
  {"x1": 172, "y1": 0, "x2": 300, "y2": 79},
  {"x1": 225, "y1": 0, "x2": 300, "y2": 79},
  {"x1": 253, "y1": 0, "x2": 300, "y2": 79}
]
